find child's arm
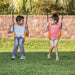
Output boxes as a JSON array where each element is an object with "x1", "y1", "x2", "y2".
[
  {"x1": 8, "y1": 22, "x2": 15, "y2": 33},
  {"x1": 25, "y1": 24, "x2": 29, "y2": 36},
  {"x1": 45, "y1": 23, "x2": 49, "y2": 32},
  {"x1": 62, "y1": 21, "x2": 67, "y2": 30}
]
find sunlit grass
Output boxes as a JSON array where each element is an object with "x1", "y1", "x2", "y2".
[
  {"x1": 0, "y1": 38, "x2": 75, "y2": 75},
  {"x1": 0, "y1": 38, "x2": 75, "y2": 52}
]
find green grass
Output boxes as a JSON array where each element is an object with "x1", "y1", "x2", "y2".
[{"x1": 0, "y1": 38, "x2": 75, "y2": 75}]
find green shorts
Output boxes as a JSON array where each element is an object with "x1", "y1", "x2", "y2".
[{"x1": 50, "y1": 38, "x2": 59, "y2": 42}]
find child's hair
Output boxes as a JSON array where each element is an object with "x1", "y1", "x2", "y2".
[
  {"x1": 51, "y1": 13, "x2": 59, "y2": 23},
  {"x1": 16, "y1": 15, "x2": 24, "y2": 22}
]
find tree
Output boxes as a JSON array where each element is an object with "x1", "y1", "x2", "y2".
[
  {"x1": 0, "y1": 0, "x2": 75, "y2": 15},
  {"x1": 66, "y1": 0, "x2": 75, "y2": 15},
  {"x1": 8, "y1": 0, "x2": 23, "y2": 15},
  {"x1": 0, "y1": 0, "x2": 9, "y2": 15}
]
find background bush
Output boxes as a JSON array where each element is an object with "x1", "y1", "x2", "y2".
[{"x1": 0, "y1": 0, "x2": 75, "y2": 15}]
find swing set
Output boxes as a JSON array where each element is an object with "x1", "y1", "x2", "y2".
[{"x1": 11, "y1": 0, "x2": 64, "y2": 40}]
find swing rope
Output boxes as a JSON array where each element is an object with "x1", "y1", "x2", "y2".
[
  {"x1": 12, "y1": 0, "x2": 14, "y2": 24},
  {"x1": 12, "y1": 0, "x2": 15, "y2": 39},
  {"x1": 61, "y1": 0, "x2": 64, "y2": 29},
  {"x1": 59, "y1": 0, "x2": 64, "y2": 38},
  {"x1": 24, "y1": 0, "x2": 29, "y2": 40},
  {"x1": 47, "y1": 0, "x2": 50, "y2": 39},
  {"x1": 26, "y1": 0, "x2": 29, "y2": 24},
  {"x1": 47, "y1": 0, "x2": 48, "y2": 23}
]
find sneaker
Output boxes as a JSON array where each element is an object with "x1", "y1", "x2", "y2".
[
  {"x1": 20, "y1": 56, "x2": 26, "y2": 60},
  {"x1": 11, "y1": 55, "x2": 16, "y2": 60},
  {"x1": 47, "y1": 54, "x2": 51, "y2": 59}
]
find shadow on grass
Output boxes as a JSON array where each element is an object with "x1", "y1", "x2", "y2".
[
  {"x1": 0, "y1": 52, "x2": 75, "y2": 61},
  {"x1": 0, "y1": 52, "x2": 75, "y2": 75}
]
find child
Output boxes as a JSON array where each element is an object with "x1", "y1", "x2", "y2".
[
  {"x1": 45, "y1": 13, "x2": 66, "y2": 60},
  {"x1": 8, "y1": 15, "x2": 29, "y2": 60}
]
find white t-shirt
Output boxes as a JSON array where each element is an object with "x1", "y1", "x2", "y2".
[{"x1": 11, "y1": 25, "x2": 27, "y2": 38}]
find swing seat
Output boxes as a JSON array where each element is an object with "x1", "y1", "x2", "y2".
[
  {"x1": 24, "y1": 32, "x2": 26, "y2": 41},
  {"x1": 13, "y1": 32, "x2": 26, "y2": 41},
  {"x1": 59, "y1": 31, "x2": 61, "y2": 39},
  {"x1": 48, "y1": 30, "x2": 61, "y2": 39},
  {"x1": 13, "y1": 32, "x2": 15, "y2": 40},
  {"x1": 48, "y1": 31, "x2": 50, "y2": 38}
]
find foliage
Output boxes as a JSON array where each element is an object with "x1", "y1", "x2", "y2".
[
  {"x1": 0, "y1": 0, "x2": 9, "y2": 15},
  {"x1": 0, "y1": 0, "x2": 75, "y2": 15},
  {"x1": 8, "y1": 0, "x2": 23, "y2": 15},
  {"x1": 67, "y1": 0, "x2": 75, "y2": 15}
]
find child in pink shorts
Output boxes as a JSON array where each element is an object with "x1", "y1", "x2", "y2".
[{"x1": 45, "y1": 13, "x2": 67, "y2": 60}]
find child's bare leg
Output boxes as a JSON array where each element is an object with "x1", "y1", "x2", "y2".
[
  {"x1": 48, "y1": 40, "x2": 54, "y2": 58},
  {"x1": 54, "y1": 40, "x2": 59, "y2": 60}
]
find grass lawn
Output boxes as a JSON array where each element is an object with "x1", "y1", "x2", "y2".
[{"x1": 0, "y1": 38, "x2": 75, "y2": 75}]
